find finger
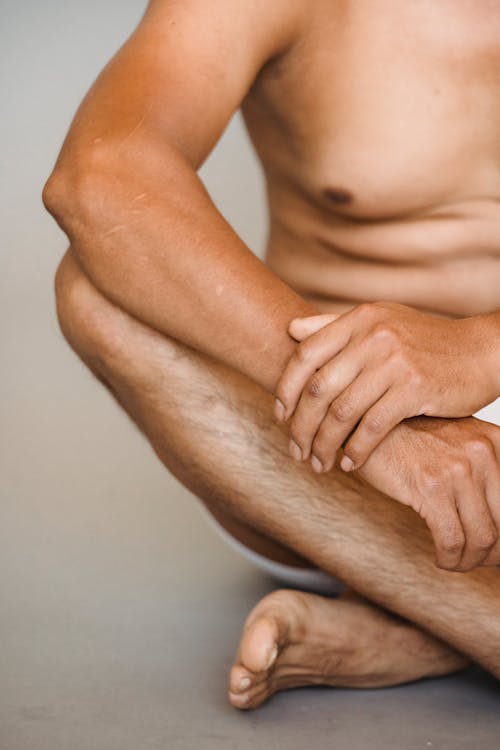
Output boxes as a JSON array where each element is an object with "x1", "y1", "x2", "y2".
[
  {"x1": 341, "y1": 390, "x2": 413, "y2": 471},
  {"x1": 454, "y1": 473, "x2": 497, "y2": 571},
  {"x1": 476, "y1": 463, "x2": 500, "y2": 567},
  {"x1": 480, "y1": 434, "x2": 500, "y2": 563},
  {"x1": 309, "y1": 373, "x2": 391, "y2": 472},
  {"x1": 276, "y1": 319, "x2": 355, "y2": 420},
  {"x1": 472, "y1": 428, "x2": 500, "y2": 565},
  {"x1": 425, "y1": 495, "x2": 465, "y2": 571},
  {"x1": 287, "y1": 343, "x2": 364, "y2": 461},
  {"x1": 288, "y1": 313, "x2": 340, "y2": 341}
]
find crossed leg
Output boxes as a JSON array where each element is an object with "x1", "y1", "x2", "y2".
[{"x1": 55, "y1": 249, "x2": 500, "y2": 708}]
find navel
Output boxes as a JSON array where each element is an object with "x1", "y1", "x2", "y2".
[{"x1": 323, "y1": 186, "x2": 354, "y2": 205}]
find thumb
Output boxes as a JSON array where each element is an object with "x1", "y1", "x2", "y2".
[{"x1": 288, "y1": 313, "x2": 340, "y2": 341}]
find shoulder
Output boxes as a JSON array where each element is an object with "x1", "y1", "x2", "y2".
[{"x1": 142, "y1": 0, "x2": 308, "y2": 65}]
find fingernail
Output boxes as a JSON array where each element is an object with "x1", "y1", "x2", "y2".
[
  {"x1": 275, "y1": 398, "x2": 285, "y2": 421},
  {"x1": 239, "y1": 676, "x2": 251, "y2": 691},
  {"x1": 289, "y1": 439, "x2": 302, "y2": 461},
  {"x1": 341, "y1": 456, "x2": 354, "y2": 472},
  {"x1": 265, "y1": 643, "x2": 278, "y2": 670},
  {"x1": 311, "y1": 455, "x2": 323, "y2": 473}
]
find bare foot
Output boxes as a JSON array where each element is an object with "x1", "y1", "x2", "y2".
[{"x1": 228, "y1": 589, "x2": 468, "y2": 709}]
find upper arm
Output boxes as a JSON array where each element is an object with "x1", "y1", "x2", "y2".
[{"x1": 57, "y1": 0, "x2": 302, "y2": 169}]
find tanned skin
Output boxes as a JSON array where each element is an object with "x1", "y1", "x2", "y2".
[{"x1": 44, "y1": 0, "x2": 500, "y2": 708}]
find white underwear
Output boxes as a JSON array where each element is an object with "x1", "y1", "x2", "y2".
[
  {"x1": 202, "y1": 507, "x2": 344, "y2": 595},
  {"x1": 203, "y1": 398, "x2": 500, "y2": 596}
]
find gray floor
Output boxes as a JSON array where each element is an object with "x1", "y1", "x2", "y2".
[{"x1": 2, "y1": 1, "x2": 500, "y2": 748}]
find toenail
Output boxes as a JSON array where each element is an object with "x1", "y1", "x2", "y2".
[
  {"x1": 239, "y1": 676, "x2": 251, "y2": 691},
  {"x1": 289, "y1": 439, "x2": 303, "y2": 461},
  {"x1": 232, "y1": 692, "x2": 250, "y2": 704},
  {"x1": 311, "y1": 455, "x2": 323, "y2": 473},
  {"x1": 340, "y1": 455, "x2": 354, "y2": 472},
  {"x1": 265, "y1": 643, "x2": 278, "y2": 670}
]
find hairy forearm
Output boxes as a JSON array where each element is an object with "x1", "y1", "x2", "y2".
[{"x1": 44, "y1": 139, "x2": 315, "y2": 393}]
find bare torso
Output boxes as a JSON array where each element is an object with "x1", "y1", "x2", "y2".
[{"x1": 243, "y1": 0, "x2": 500, "y2": 317}]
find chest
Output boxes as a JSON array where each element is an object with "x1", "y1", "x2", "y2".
[{"x1": 243, "y1": 0, "x2": 500, "y2": 218}]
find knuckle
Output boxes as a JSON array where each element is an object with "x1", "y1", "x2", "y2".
[
  {"x1": 474, "y1": 527, "x2": 498, "y2": 552},
  {"x1": 449, "y1": 459, "x2": 470, "y2": 480},
  {"x1": 307, "y1": 373, "x2": 326, "y2": 399},
  {"x1": 466, "y1": 437, "x2": 494, "y2": 461},
  {"x1": 328, "y1": 399, "x2": 354, "y2": 423},
  {"x1": 433, "y1": 509, "x2": 465, "y2": 555},
  {"x1": 364, "y1": 411, "x2": 386, "y2": 434},
  {"x1": 355, "y1": 302, "x2": 376, "y2": 320},
  {"x1": 293, "y1": 342, "x2": 311, "y2": 365},
  {"x1": 371, "y1": 322, "x2": 398, "y2": 345},
  {"x1": 440, "y1": 532, "x2": 465, "y2": 555}
]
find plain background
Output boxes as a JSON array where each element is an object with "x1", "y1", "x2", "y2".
[{"x1": 2, "y1": 2, "x2": 500, "y2": 748}]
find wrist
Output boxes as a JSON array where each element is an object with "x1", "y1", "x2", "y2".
[{"x1": 475, "y1": 312, "x2": 500, "y2": 400}]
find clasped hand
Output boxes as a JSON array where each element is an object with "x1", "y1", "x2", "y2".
[
  {"x1": 275, "y1": 301, "x2": 499, "y2": 473},
  {"x1": 274, "y1": 301, "x2": 500, "y2": 571}
]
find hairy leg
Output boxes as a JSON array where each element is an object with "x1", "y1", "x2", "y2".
[{"x1": 55, "y1": 249, "x2": 500, "y2": 677}]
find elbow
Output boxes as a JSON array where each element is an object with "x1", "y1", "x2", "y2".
[
  {"x1": 42, "y1": 148, "x2": 116, "y2": 237},
  {"x1": 42, "y1": 168, "x2": 72, "y2": 227}
]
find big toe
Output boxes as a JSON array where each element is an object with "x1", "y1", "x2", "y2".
[
  {"x1": 229, "y1": 615, "x2": 280, "y2": 709},
  {"x1": 229, "y1": 590, "x2": 303, "y2": 709},
  {"x1": 240, "y1": 615, "x2": 280, "y2": 674}
]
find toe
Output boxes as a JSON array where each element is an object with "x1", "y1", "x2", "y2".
[
  {"x1": 228, "y1": 589, "x2": 311, "y2": 710},
  {"x1": 236, "y1": 589, "x2": 307, "y2": 674},
  {"x1": 239, "y1": 615, "x2": 280, "y2": 674},
  {"x1": 229, "y1": 665, "x2": 254, "y2": 694},
  {"x1": 228, "y1": 690, "x2": 252, "y2": 709},
  {"x1": 229, "y1": 682, "x2": 273, "y2": 711}
]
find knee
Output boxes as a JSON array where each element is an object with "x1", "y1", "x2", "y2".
[{"x1": 54, "y1": 249, "x2": 111, "y2": 361}]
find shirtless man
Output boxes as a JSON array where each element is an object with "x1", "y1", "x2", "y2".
[{"x1": 43, "y1": 0, "x2": 500, "y2": 709}]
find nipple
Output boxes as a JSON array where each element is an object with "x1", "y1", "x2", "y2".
[{"x1": 323, "y1": 186, "x2": 353, "y2": 205}]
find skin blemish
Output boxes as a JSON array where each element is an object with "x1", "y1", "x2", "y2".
[
  {"x1": 133, "y1": 192, "x2": 148, "y2": 201},
  {"x1": 115, "y1": 105, "x2": 153, "y2": 154},
  {"x1": 102, "y1": 223, "x2": 126, "y2": 238},
  {"x1": 92, "y1": 137, "x2": 103, "y2": 144},
  {"x1": 215, "y1": 284, "x2": 225, "y2": 296},
  {"x1": 323, "y1": 186, "x2": 354, "y2": 205}
]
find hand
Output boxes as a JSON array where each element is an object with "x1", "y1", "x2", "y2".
[
  {"x1": 275, "y1": 302, "x2": 500, "y2": 472},
  {"x1": 356, "y1": 415, "x2": 500, "y2": 571}
]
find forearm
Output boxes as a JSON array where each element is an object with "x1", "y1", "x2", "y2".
[{"x1": 44, "y1": 140, "x2": 315, "y2": 393}]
